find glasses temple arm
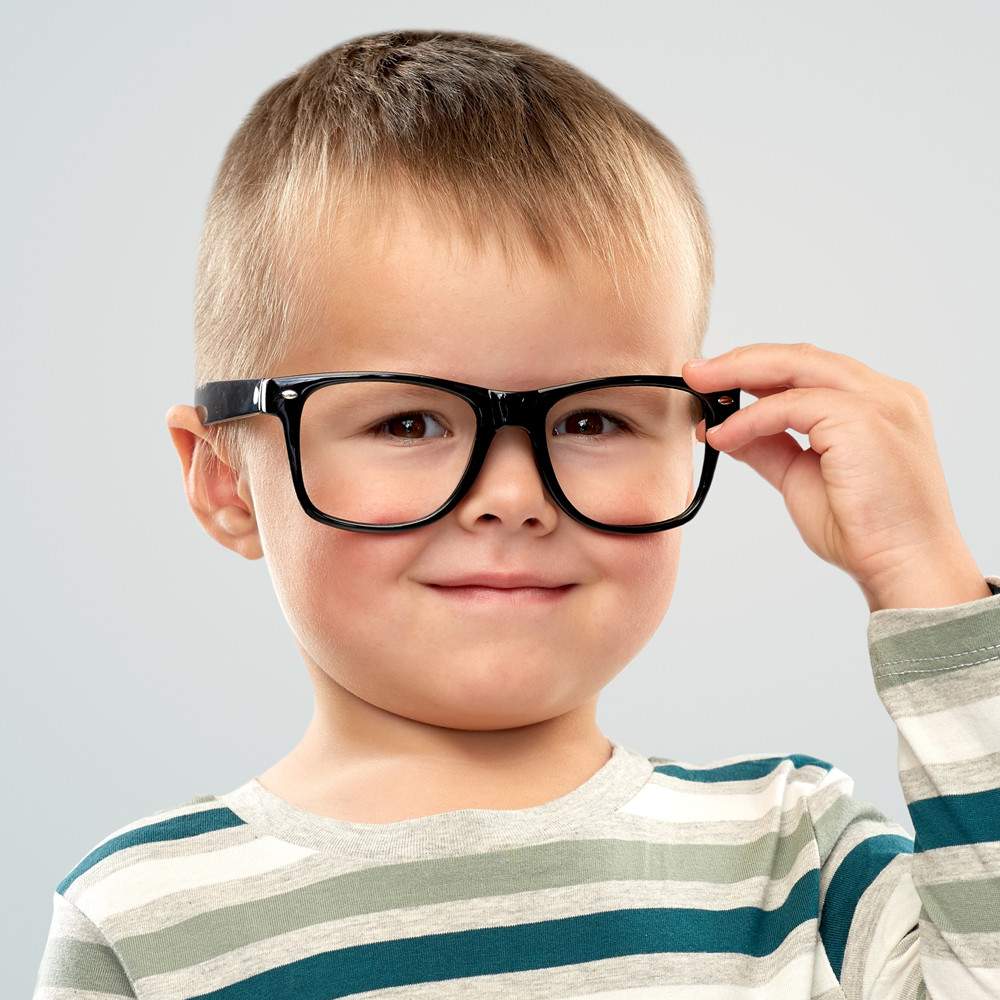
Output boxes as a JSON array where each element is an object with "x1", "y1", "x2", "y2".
[{"x1": 193, "y1": 378, "x2": 267, "y2": 425}]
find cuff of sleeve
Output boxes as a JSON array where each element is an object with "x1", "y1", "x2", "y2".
[{"x1": 867, "y1": 574, "x2": 1000, "y2": 681}]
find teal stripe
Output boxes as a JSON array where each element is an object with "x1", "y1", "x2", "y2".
[
  {"x1": 188, "y1": 869, "x2": 820, "y2": 999},
  {"x1": 654, "y1": 753, "x2": 832, "y2": 783},
  {"x1": 56, "y1": 807, "x2": 246, "y2": 893},
  {"x1": 820, "y1": 833, "x2": 913, "y2": 979},
  {"x1": 118, "y1": 816, "x2": 818, "y2": 977},
  {"x1": 909, "y1": 785, "x2": 1000, "y2": 851}
]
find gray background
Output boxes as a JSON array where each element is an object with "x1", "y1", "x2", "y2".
[{"x1": 5, "y1": 1, "x2": 998, "y2": 987}]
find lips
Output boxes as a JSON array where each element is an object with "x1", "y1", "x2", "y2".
[
  {"x1": 422, "y1": 579, "x2": 577, "y2": 607},
  {"x1": 423, "y1": 573, "x2": 574, "y2": 589}
]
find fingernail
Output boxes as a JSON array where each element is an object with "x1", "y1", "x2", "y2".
[{"x1": 686, "y1": 358, "x2": 708, "y2": 368}]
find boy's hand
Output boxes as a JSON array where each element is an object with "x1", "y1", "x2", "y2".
[{"x1": 682, "y1": 342, "x2": 991, "y2": 612}]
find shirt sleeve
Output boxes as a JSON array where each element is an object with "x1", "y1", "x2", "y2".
[
  {"x1": 806, "y1": 573, "x2": 1000, "y2": 1000},
  {"x1": 31, "y1": 890, "x2": 136, "y2": 998}
]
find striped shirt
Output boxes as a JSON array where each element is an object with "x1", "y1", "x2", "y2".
[{"x1": 32, "y1": 574, "x2": 1000, "y2": 999}]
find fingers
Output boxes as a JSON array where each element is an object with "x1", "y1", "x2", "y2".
[
  {"x1": 707, "y1": 387, "x2": 856, "y2": 454},
  {"x1": 684, "y1": 342, "x2": 880, "y2": 394}
]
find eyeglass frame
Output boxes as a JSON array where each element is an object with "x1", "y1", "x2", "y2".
[{"x1": 193, "y1": 371, "x2": 742, "y2": 535}]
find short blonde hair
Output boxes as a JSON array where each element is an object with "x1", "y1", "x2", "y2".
[{"x1": 193, "y1": 28, "x2": 714, "y2": 478}]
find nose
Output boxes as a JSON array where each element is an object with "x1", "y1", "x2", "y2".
[
  {"x1": 456, "y1": 424, "x2": 559, "y2": 532},
  {"x1": 478, "y1": 424, "x2": 542, "y2": 479}
]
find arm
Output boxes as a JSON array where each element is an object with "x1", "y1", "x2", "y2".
[
  {"x1": 809, "y1": 573, "x2": 1000, "y2": 1000},
  {"x1": 31, "y1": 890, "x2": 136, "y2": 999}
]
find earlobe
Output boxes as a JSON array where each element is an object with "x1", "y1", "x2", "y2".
[
  {"x1": 194, "y1": 459, "x2": 266, "y2": 561},
  {"x1": 195, "y1": 456, "x2": 264, "y2": 561},
  {"x1": 164, "y1": 404, "x2": 264, "y2": 561},
  {"x1": 213, "y1": 506, "x2": 264, "y2": 560}
]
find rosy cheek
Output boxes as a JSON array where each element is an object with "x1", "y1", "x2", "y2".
[
  {"x1": 304, "y1": 532, "x2": 423, "y2": 600},
  {"x1": 596, "y1": 530, "x2": 677, "y2": 584}
]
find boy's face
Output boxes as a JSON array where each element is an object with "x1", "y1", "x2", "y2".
[{"x1": 169, "y1": 197, "x2": 692, "y2": 733}]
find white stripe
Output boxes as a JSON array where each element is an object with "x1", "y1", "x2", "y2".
[
  {"x1": 655, "y1": 750, "x2": 803, "y2": 770},
  {"x1": 33, "y1": 989, "x2": 133, "y2": 1000},
  {"x1": 895, "y1": 692, "x2": 1000, "y2": 768},
  {"x1": 625, "y1": 764, "x2": 830, "y2": 824},
  {"x1": 868, "y1": 936, "x2": 921, "y2": 1000},
  {"x1": 860, "y1": 861, "x2": 922, "y2": 998},
  {"x1": 559, "y1": 948, "x2": 817, "y2": 998},
  {"x1": 65, "y1": 800, "x2": 224, "y2": 869},
  {"x1": 49, "y1": 891, "x2": 107, "y2": 941},
  {"x1": 923, "y1": 952, "x2": 1000, "y2": 999},
  {"x1": 77, "y1": 836, "x2": 315, "y2": 923}
]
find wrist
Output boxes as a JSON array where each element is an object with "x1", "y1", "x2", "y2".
[{"x1": 862, "y1": 551, "x2": 993, "y2": 612}]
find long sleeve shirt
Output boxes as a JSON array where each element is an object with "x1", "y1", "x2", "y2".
[{"x1": 32, "y1": 574, "x2": 1000, "y2": 999}]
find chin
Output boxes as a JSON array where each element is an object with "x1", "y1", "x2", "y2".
[{"x1": 386, "y1": 686, "x2": 568, "y2": 732}]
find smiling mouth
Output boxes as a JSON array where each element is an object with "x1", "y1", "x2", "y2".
[{"x1": 422, "y1": 583, "x2": 577, "y2": 604}]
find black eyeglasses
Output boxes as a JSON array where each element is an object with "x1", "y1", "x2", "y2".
[{"x1": 194, "y1": 372, "x2": 742, "y2": 534}]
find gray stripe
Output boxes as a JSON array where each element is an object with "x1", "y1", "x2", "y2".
[
  {"x1": 869, "y1": 590, "x2": 1000, "y2": 693},
  {"x1": 33, "y1": 938, "x2": 135, "y2": 997},
  {"x1": 900, "y1": 750, "x2": 1000, "y2": 801},
  {"x1": 116, "y1": 811, "x2": 818, "y2": 976},
  {"x1": 868, "y1": 575, "x2": 1000, "y2": 643},
  {"x1": 877, "y1": 656, "x2": 1000, "y2": 717}
]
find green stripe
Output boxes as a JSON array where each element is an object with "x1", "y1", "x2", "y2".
[
  {"x1": 119, "y1": 814, "x2": 817, "y2": 975},
  {"x1": 920, "y1": 875, "x2": 1000, "y2": 933},
  {"x1": 870, "y1": 603, "x2": 1000, "y2": 693},
  {"x1": 810, "y1": 792, "x2": 899, "y2": 863},
  {"x1": 186, "y1": 869, "x2": 821, "y2": 1000}
]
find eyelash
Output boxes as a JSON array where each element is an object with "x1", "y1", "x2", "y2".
[{"x1": 366, "y1": 409, "x2": 635, "y2": 442}]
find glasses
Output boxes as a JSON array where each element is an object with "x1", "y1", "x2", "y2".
[{"x1": 193, "y1": 372, "x2": 742, "y2": 534}]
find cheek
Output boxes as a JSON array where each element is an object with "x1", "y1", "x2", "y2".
[
  {"x1": 257, "y1": 475, "x2": 423, "y2": 647},
  {"x1": 619, "y1": 536, "x2": 683, "y2": 684},
  {"x1": 597, "y1": 529, "x2": 680, "y2": 595},
  {"x1": 296, "y1": 529, "x2": 422, "y2": 625},
  {"x1": 593, "y1": 528, "x2": 682, "y2": 641}
]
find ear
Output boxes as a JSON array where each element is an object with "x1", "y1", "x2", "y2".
[{"x1": 164, "y1": 404, "x2": 263, "y2": 560}]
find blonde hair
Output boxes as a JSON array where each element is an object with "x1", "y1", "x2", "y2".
[{"x1": 193, "y1": 28, "x2": 714, "y2": 479}]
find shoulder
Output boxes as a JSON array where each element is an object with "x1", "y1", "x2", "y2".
[
  {"x1": 649, "y1": 748, "x2": 839, "y2": 789},
  {"x1": 643, "y1": 749, "x2": 850, "y2": 817},
  {"x1": 54, "y1": 789, "x2": 251, "y2": 919},
  {"x1": 651, "y1": 750, "x2": 906, "y2": 854}
]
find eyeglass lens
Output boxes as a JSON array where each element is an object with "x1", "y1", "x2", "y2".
[{"x1": 297, "y1": 381, "x2": 706, "y2": 527}]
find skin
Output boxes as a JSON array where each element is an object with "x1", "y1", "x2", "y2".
[
  {"x1": 165, "y1": 197, "x2": 695, "y2": 822},
  {"x1": 683, "y1": 343, "x2": 990, "y2": 611}
]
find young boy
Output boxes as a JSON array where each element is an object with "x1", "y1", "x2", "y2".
[{"x1": 33, "y1": 28, "x2": 1000, "y2": 1000}]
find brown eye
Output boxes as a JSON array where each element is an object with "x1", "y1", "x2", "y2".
[
  {"x1": 370, "y1": 412, "x2": 448, "y2": 441},
  {"x1": 552, "y1": 410, "x2": 630, "y2": 437}
]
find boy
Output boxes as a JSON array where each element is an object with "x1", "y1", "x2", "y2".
[{"x1": 33, "y1": 28, "x2": 1000, "y2": 1000}]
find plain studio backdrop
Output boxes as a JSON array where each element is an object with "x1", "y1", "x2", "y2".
[{"x1": 4, "y1": 2, "x2": 998, "y2": 989}]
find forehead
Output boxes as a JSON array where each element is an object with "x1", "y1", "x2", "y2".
[{"x1": 286, "y1": 196, "x2": 691, "y2": 388}]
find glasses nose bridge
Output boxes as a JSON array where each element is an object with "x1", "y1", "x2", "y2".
[
  {"x1": 487, "y1": 389, "x2": 537, "y2": 432},
  {"x1": 480, "y1": 389, "x2": 547, "y2": 490}
]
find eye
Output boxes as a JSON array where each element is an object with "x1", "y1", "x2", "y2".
[
  {"x1": 552, "y1": 409, "x2": 631, "y2": 438},
  {"x1": 368, "y1": 411, "x2": 449, "y2": 442}
]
